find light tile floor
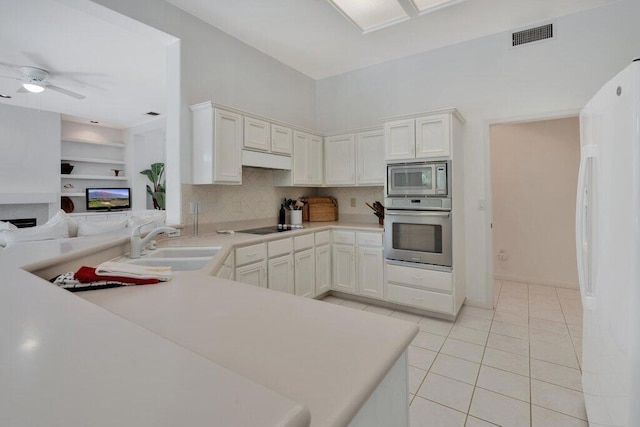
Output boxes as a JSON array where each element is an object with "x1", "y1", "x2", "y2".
[{"x1": 323, "y1": 280, "x2": 586, "y2": 426}]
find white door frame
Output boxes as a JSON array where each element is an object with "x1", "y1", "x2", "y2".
[{"x1": 482, "y1": 108, "x2": 581, "y2": 308}]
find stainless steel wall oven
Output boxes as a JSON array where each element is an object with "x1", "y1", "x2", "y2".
[{"x1": 384, "y1": 161, "x2": 452, "y2": 268}]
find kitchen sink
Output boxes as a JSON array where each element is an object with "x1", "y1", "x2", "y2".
[
  {"x1": 146, "y1": 246, "x2": 221, "y2": 258},
  {"x1": 127, "y1": 256, "x2": 213, "y2": 271},
  {"x1": 121, "y1": 246, "x2": 222, "y2": 271}
]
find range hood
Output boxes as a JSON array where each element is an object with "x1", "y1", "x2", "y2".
[{"x1": 241, "y1": 150, "x2": 291, "y2": 170}]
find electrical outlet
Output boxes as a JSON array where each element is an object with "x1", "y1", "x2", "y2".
[
  {"x1": 350, "y1": 198, "x2": 356, "y2": 207},
  {"x1": 497, "y1": 249, "x2": 509, "y2": 261}
]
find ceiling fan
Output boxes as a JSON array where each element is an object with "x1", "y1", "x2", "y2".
[{"x1": 0, "y1": 64, "x2": 86, "y2": 100}]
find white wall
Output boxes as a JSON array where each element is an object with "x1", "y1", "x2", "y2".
[
  {"x1": 124, "y1": 119, "x2": 167, "y2": 211},
  {"x1": 491, "y1": 117, "x2": 580, "y2": 288},
  {"x1": 315, "y1": 0, "x2": 640, "y2": 306},
  {"x1": 0, "y1": 104, "x2": 60, "y2": 195}
]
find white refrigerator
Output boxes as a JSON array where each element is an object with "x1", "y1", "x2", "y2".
[{"x1": 577, "y1": 59, "x2": 640, "y2": 426}]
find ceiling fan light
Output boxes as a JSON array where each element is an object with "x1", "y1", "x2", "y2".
[{"x1": 22, "y1": 83, "x2": 45, "y2": 93}]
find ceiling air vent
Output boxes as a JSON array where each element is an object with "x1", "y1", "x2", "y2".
[{"x1": 512, "y1": 23, "x2": 553, "y2": 47}]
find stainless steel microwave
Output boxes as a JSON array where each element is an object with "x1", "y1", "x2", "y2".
[{"x1": 387, "y1": 161, "x2": 449, "y2": 197}]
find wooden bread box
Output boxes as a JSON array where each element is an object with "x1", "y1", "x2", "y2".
[{"x1": 303, "y1": 197, "x2": 338, "y2": 222}]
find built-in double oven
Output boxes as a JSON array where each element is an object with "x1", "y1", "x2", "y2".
[{"x1": 384, "y1": 161, "x2": 452, "y2": 269}]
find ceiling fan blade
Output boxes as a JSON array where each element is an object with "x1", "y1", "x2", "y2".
[
  {"x1": 46, "y1": 84, "x2": 86, "y2": 100},
  {"x1": 0, "y1": 62, "x2": 22, "y2": 77},
  {"x1": 0, "y1": 75, "x2": 20, "y2": 81},
  {"x1": 16, "y1": 86, "x2": 27, "y2": 93}
]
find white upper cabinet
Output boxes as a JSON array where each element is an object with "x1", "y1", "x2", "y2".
[
  {"x1": 292, "y1": 130, "x2": 310, "y2": 185},
  {"x1": 243, "y1": 116, "x2": 271, "y2": 152},
  {"x1": 309, "y1": 135, "x2": 324, "y2": 185},
  {"x1": 384, "y1": 110, "x2": 461, "y2": 162},
  {"x1": 275, "y1": 130, "x2": 323, "y2": 186},
  {"x1": 325, "y1": 134, "x2": 356, "y2": 185},
  {"x1": 384, "y1": 119, "x2": 415, "y2": 161},
  {"x1": 415, "y1": 114, "x2": 450, "y2": 159},
  {"x1": 190, "y1": 102, "x2": 242, "y2": 184},
  {"x1": 323, "y1": 128, "x2": 384, "y2": 187},
  {"x1": 356, "y1": 129, "x2": 384, "y2": 185},
  {"x1": 270, "y1": 124, "x2": 293, "y2": 155}
]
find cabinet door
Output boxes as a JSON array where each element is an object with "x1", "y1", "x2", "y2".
[
  {"x1": 358, "y1": 247, "x2": 384, "y2": 300},
  {"x1": 268, "y1": 254, "x2": 294, "y2": 294},
  {"x1": 324, "y1": 134, "x2": 356, "y2": 185},
  {"x1": 292, "y1": 131, "x2": 309, "y2": 185},
  {"x1": 356, "y1": 129, "x2": 384, "y2": 185},
  {"x1": 235, "y1": 260, "x2": 267, "y2": 288},
  {"x1": 384, "y1": 119, "x2": 415, "y2": 161},
  {"x1": 295, "y1": 248, "x2": 315, "y2": 298},
  {"x1": 216, "y1": 252, "x2": 235, "y2": 280},
  {"x1": 315, "y1": 244, "x2": 331, "y2": 295},
  {"x1": 213, "y1": 109, "x2": 243, "y2": 183},
  {"x1": 415, "y1": 114, "x2": 450, "y2": 159},
  {"x1": 308, "y1": 135, "x2": 324, "y2": 185},
  {"x1": 332, "y1": 244, "x2": 356, "y2": 294},
  {"x1": 271, "y1": 124, "x2": 293, "y2": 155},
  {"x1": 244, "y1": 116, "x2": 271, "y2": 152}
]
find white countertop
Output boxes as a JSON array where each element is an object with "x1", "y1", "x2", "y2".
[{"x1": 0, "y1": 220, "x2": 415, "y2": 427}]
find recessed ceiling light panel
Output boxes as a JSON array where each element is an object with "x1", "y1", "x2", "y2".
[
  {"x1": 410, "y1": 0, "x2": 466, "y2": 15},
  {"x1": 327, "y1": 0, "x2": 410, "y2": 34}
]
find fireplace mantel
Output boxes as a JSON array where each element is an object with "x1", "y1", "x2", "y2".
[{"x1": 0, "y1": 193, "x2": 58, "y2": 204}]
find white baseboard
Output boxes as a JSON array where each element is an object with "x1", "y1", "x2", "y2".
[
  {"x1": 494, "y1": 274, "x2": 578, "y2": 290},
  {"x1": 463, "y1": 298, "x2": 494, "y2": 310}
]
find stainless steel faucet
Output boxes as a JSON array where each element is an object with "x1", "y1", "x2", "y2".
[{"x1": 129, "y1": 222, "x2": 177, "y2": 259}]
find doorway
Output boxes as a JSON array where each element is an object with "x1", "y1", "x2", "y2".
[{"x1": 490, "y1": 116, "x2": 580, "y2": 305}]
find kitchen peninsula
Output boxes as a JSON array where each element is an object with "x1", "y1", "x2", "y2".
[{"x1": 0, "y1": 221, "x2": 417, "y2": 427}]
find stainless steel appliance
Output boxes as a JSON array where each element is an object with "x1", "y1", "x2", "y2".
[
  {"x1": 387, "y1": 161, "x2": 448, "y2": 197},
  {"x1": 384, "y1": 207, "x2": 452, "y2": 268}
]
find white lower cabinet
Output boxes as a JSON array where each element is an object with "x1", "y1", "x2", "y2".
[
  {"x1": 332, "y1": 230, "x2": 383, "y2": 299},
  {"x1": 235, "y1": 260, "x2": 267, "y2": 288},
  {"x1": 385, "y1": 262, "x2": 454, "y2": 314},
  {"x1": 333, "y1": 244, "x2": 357, "y2": 294},
  {"x1": 315, "y1": 244, "x2": 331, "y2": 295},
  {"x1": 268, "y1": 254, "x2": 294, "y2": 294},
  {"x1": 294, "y1": 248, "x2": 315, "y2": 298},
  {"x1": 216, "y1": 252, "x2": 235, "y2": 280},
  {"x1": 357, "y1": 247, "x2": 384, "y2": 299}
]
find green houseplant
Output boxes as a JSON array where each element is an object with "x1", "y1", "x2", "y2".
[{"x1": 140, "y1": 162, "x2": 166, "y2": 210}]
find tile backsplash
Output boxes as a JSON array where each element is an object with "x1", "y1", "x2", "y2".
[
  {"x1": 181, "y1": 167, "x2": 385, "y2": 228},
  {"x1": 317, "y1": 186, "x2": 384, "y2": 218},
  {"x1": 182, "y1": 167, "x2": 313, "y2": 226}
]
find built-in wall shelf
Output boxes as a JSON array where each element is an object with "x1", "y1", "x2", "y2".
[
  {"x1": 62, "y1": 137, "x2": 125, "y2": 149},
  {"x1": 61, "y1": 175, "x2": 127, "y2": 180},
  {"x1": 61, "y1": 156, "x2": 126, "y2": 165},
  {"x1": 61, "y1": 192, "x2": 85, "y2": 197}
]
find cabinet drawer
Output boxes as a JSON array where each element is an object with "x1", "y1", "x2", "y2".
[
  {"x1": 387, "y1": 263, "x2": 452, "y2": 293},
  {"x1": 315, "y1": 230, "x2": 330, "y2": 246},
  {"x1": 235, "y1": 243, "x2": 267, "y2": 266},
  {"x1": 332, "y1": 230, "x2": 355, "y2": 245},
  {"x1": 385, "y1": 283, "x2": 453, "y2": 314},
  {"x1": 357, "y1": 232, "x2": 382, "y2": 247},
  {"x1": 268, "y1": 238, "x2": 293, "y2": 258},
  {"x1": 294, "y1": 233, "x2": 314, "y2": 251}
]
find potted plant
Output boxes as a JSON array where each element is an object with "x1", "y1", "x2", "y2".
[{"x1": 140, "y1": 162, "x2": 165, "y2": 210}]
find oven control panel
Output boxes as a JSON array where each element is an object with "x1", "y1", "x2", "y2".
[{"x1": 384, "y1": 197, "x2": 451, "y2": 211}]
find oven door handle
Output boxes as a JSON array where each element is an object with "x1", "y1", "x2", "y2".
[{"x1": 386, "y1": 211, "x2": 450, "y2": 218}]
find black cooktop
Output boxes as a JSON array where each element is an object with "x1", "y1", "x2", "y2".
[{"x1": 237, "y1": 225, "x2": 302, "y2": 235}]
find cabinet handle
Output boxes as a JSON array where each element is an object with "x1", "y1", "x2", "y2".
[
  {"x1": 246, "y1": 252, "x2": 257, "y2": 258},
  {"x1": 411, "y1": 275, "x2": 424, "y2": 280},
  {"x1": 411, "y1": 296, "x2": 425, "y2": 302}
]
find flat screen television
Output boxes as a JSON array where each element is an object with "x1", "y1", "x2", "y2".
[{"x1": 86, "y1": 188, "x2": 131, "y2": 211}]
